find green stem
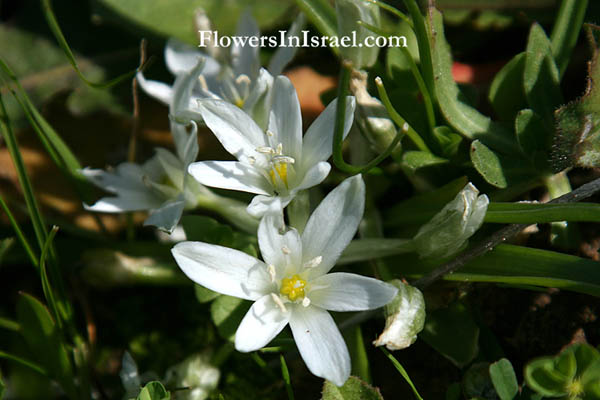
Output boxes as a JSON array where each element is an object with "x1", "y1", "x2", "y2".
[
  {"x1": 0, "y1": 195, "x2": 39, "y2": 268},
  {"x1": 280, "y1": 354, "x2": 295, "y2": 400},
  {"x1": 333, "y1": 62, "x2": 404, "y2": 175},
  {"x1": 375, "y1": 77, "x2": 430, "y2": 152},
  {"x1": 0, "y1": 317, "x2": 20, "y2": 332},
  {"x1": 363, "y1": 0, "x2": 413, "y2": 28},
  {"x1": 196, "y1": 193, "x2": 259, "y2": 234},
  {"x1": 0, "y1": 350, "x2": 48, "y2": 376},
  {"x1": 381, "y1": 348, "x2": 424, "y2": 400}
]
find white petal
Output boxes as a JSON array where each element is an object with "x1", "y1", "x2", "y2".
[
  {"x1": 289, "y1": 305, "x2": 350, "y2": 386},
  {"x1": 199, "y1": 99, "x2": 268, "y2": 165},
  {"x1": 171, "y1": 121, "x2": 199, "y2": 166},
  {"x1": 171, "y1": 59, "x2": 206, "y2": 122},
  {"x1": 188, "y1": 161, "x2": 272, "y2": 195},
  {"x1": 258, "y1": 213, "x2": 302, "y2": 277},
  {"x1": 268, "y1": 76, "x2": 302, "y2": 161},
  {"x1": 293, "y1": 161, "x2": 330, "y2": 193},
  {"x1": 301, "y1": 175, "x2": 365, "y2": 278},
  {"x1": 136, "y1": 71, "x2": 172, "y2": 105},
  {"x1": 172, "y1": 242, "x2": 273, "y2": 300},
  {"x1": 165, "y1": 39, "x2": 219, "y2": 76},
  {"x1": 155, "y1": 148, "x2": 184, "y2": 189},
  {"x1": 232, "y1": 11, "x2": 260, "y2": 79},
  {"x1": 268, "y1": 14, "x2": 305, "y2": 76},
  {"x1": 82, "y1": 164, "x2": 147, "y2": 194},
  {"x1": 247, "y1": 194, "x2": 290, "y2": 218},
  {"x1": 143, "y1": 196, "x2": 185, "y2": 233},
  {"x1": 85, "y1": 192, "x2": 162, "y2": 213},
  {"x1": 309, "y1": 273, "x2": 398, "y2": 311},
  {"x1": 301, "y1": 96, "x2": 356, "y2": 170},
  {"x1": 235, "y1": 294, "x2": 290, "y2": 352},
  {"x1": 243, "y1": 68, "x2": 274, "y2": 130}
]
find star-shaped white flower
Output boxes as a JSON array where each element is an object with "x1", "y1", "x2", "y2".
[
  {"x1": 137, "y1": 11, "x2": 304, "y2": 129},
  {"x1": 187, "y1": 75, "x2": 356, "y2": 217},
  {"x1": 82, "y1": 121, "x2": 208, "y2": 233},
  {"x1": 171, "y1": 175, "x2": 398, "y2": 385}
]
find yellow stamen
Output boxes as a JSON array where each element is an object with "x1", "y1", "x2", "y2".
[
  {"x1": 235, "y1": 98, "x2": 245, "y2": 109},
  {"x1": 269, "y1": 163, "x2": 288, "y2": 187},
  {"x1": 280, "y1": 274, "x2": 306, "y2": 301}
]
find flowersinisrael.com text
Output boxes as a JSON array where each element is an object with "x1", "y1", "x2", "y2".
[{"x1": 198, "y1": 30, "x2": 407, "y2": 49}]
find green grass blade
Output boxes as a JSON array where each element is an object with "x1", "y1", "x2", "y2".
[
  {"x1": 402, "y1": 244, "x2": 600, "y2": 296},
  {"x1": 0, "y1": 350, "x2": 48, "y2": 376},
  {"x1": 294, "y1": 0, "x2": 338, "y2": 39},
  {"x1": 485, "y1": 202, "x2": 600, "y2": 223},
  {"x1": 0, "y1": 195, "x2": 39, "y2": 268},
  {"x1": 0, "y1": 317, "x2": 20, "y2": 332},
  {"x1": 280, "y1": 354, "x2": 295, "y2": 400},
  {"x1": 40, "y1": 226, "x2": 62, "y2": 329},
  {"x1": 0, "y1": 92, "x2": 48, "y2": 257},
  {"x1": 40, "y1": 0, "x2": 137, "y2": 88},
  {"x1": 381, "y1": 348, "x2": 424, "y2": 400}
]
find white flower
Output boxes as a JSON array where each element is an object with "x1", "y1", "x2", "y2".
[
  {"x1": 171, "y1": 175, "x2": 398, "y2": 386},
  {"x1": 187, "y1": 75, "x2": 356, "y2": 217},
  {"x1": 137, "y1": 11, "x2": 305, "y2": 129},
  {"x1": 82, "y1": 121, "x2": 209, "y2": 233}
]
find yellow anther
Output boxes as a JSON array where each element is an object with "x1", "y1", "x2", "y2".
[
  {"x1": 235, "y1": 98, "x2": 245, "y2": 109},
  {"x1": 280, "y1": 274, "x2": 307, "y2": 301},
  {"x1": 269, "y1": 163, "x2": 288, "y2": 187}
]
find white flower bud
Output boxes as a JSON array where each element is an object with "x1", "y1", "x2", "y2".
[
  {"x1": 165, "y1": 353, "x2": 220, "y2": 400},
  {"x1": 374, "y1": 280, "x2": 425, "y2": 350},
  {"x1": 336, "y1": 0, "x2": 381, "y2": 69},
  {"x1": 413, "y1": 183, "x2": 489, "y2": 259}
]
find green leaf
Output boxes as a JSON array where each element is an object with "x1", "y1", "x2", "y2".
[
  {"x1": 16, "y1": 293, "x2": 76, "y2": 398},
  {"x1": 399, "y1": 244, "x2": 600, "y2": 297},
  {"x1": 421, "y1": 301, "x2": 479, "y2": 368},
  {"x1": 490, "y1": 359, "x2": 519, "y2": 400},
  {"x1": 321, "y1": 376, "x2": 383, "y2": 400},
  {"x1": 194, "y1": 284, "x2": 221, "y2": 303},
  {"x1": 0, "y1": 372, "x2": 4, "y2": 400},
  {"x1": 338, "y1": 239, "x2": 415, "y2": 265},
  {"x1": 470, "y1": 140, "x2": 536, "y2": 188},
  {"x1": 433, "y1": 126, "x2": 463, "y2": 159},
  {"x1": 550, "y1": 0, "x2": 589, "y2": 78},
  {"x1": 523, "y1": 23, "x2": 563, "y2": 127},
  {"x1": 136, "y1": 381, "x2": 171, "y2": 400},
  {"x1": 181, "y1": 215, "x2": 234, "y2": 246},
  {"x1": 525, "y1": 357, "x2": 572, "y2": 396},
  {"x1": 280, "y1": 354, "x2": 295, "y2": 400},
  {"x1": 552, "y1": 24, "x2": 600, "y2": 171},
  {"x1": 403, "y1": 0, "x2": 435, "y2": 101},
  {"x1": 385, "y1": 176, "x2": 468, "y2": 227},
  {"x1": 210, "y1": 295, "x2": 251, "y2": 341},
  {"x1": 488, "y1": 53, "x2": 527, "y2": 123},
  {"x1": 485, "y1": 202, "x2": 600, "y2": 224},
  {"x1": 515, "y1": 109, "x2": 548, "y2": 155},
  {"x1": 402, "y1": 151, "x2": 449, "y2": 171},
  {"x1": 0, "y1": 350, "x2": 47, "y2": 376},
  {"x1": 463, "y1": 362, "x2": 495, "y2": 399},
  {"x1": 426, "y1": 7, "x2": 517, "y2": 154}
]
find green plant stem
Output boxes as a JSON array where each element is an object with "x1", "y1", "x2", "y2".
[
  {"x1": 332, "y1": 62, "x2": 404, "y2": 174},
  {"x1": 414, "y1": 175, "x2": 600, "y2": 289},
  {"x1": 357, "y1": 20, "x2": 436, "y2": 134},
  {"x1": 0, "y1": 350, "x2": 48, "y2": 376},
  {"x1": 363, "y1": 0, "x2": 413, "y2": 28},
  {"x1": 402, "y1": 0, "x2": 435, "y2": 103},
  {"x1": 375, "y1": 77, "x2": 430, "y2": 152},
  {"x1": 197, "y1": 194, "x2": 258, "y2": 234}
]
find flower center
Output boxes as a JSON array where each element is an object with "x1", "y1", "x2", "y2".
[
  {"x1": 280, "y1": 274, "x2": 306, "y2": 301},
  {"x1": 269, "y1": 162, "x2": 288, "y2": 187}
]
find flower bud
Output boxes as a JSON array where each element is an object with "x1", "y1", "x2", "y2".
[
  {"x1": 165, "y1": 353, "x2": 220, "y2": 400},
  {"x1": 350, "y1": 70, "x2": 400, "y2": 155},
  {"x1": 336, "y1": 0, "x2": 381, "y2": 69},
  {"x1": 374, "y1": 280, "x2": 425, "y2": 350},
  {"x1": 413, "y1": 183, "x2": 489, "y2": 259}
]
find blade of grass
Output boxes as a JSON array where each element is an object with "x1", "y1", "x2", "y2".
[
  {"x1": 0, "y1": 92, "x2": 48, "y2": 258},
  {"x1": 362, "y1": 0, "x2": 413, "y2": 28},
  {"x1": 0, "y1": 350, "x2": 48, "y2": 376},
  {"x1": 0, "y1": 195, "x2": 39, "y2": 268},
  {"x1": 381, "y1": 348, "x2": 424, "y2": 400},
  {"x1": 485, "y1": 202, "x2": 600, "y2": 223},
  {"x1": 40, "y1": 0, "x2": 138, "y2": 88},
  {"x1": 0, "y1": 317, "x2": 20, "y2": 332},
  {"x1": 280, "y1": 353, "x2": 295, "y2": 400},
  {"x1": 40, "y1": 226, "x2": 62, "y2": 330}
]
